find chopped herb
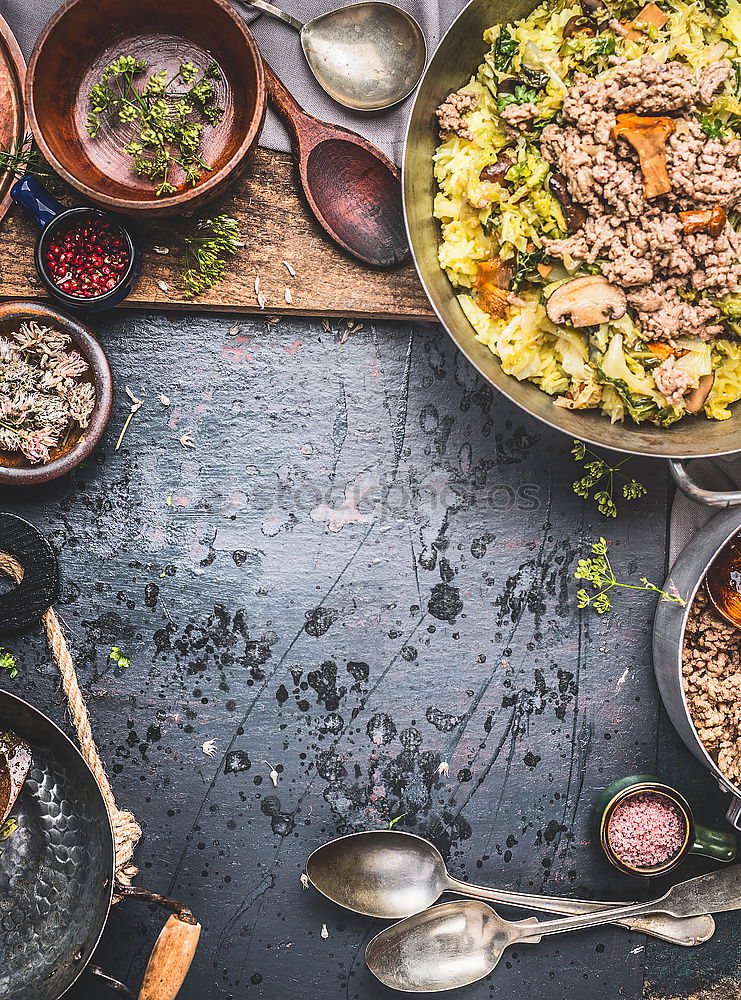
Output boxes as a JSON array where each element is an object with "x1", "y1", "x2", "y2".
[
  {"x1": 575, "y1": 537, "x2": 686, "y2": 614},
  {"x1": 571, "y1": 440, "x2": 647, "y2": 517},
  {"x1": 496, "y1": 83, "x2": 540, "y2": 113},
  {"x1": 86, "y1": 55, "x2": 224, "y2": 197},
  {"x1": 0, "y1": 648, "x2": 17, "y2": 679},
  {"x1": 734, "y1": 60, "x2": 741, "y2": 98},
  {"x1": 696, "y1": 113, "x2": 727, "y2": 138},
  {"x1": 512, "y1": 246, "x2": 546, "y2": 291},
  {"x1": 109, "y1": 646, "x2": 130, "y2": 670},
  {"x1": 702, "y1": 0, "x2": 728, "y2": 15},
  {"x1": 388, "y1": 813, "x2": 406, "y2": 829},
  {"x1": 0, "y1": 817, "x2": 18, "y2": 842},
  {"x1": 493, "y1": 26, "x2": 518, "y2": 72}
]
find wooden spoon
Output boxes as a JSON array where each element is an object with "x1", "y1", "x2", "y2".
[
  {"x1": 0, "y1": 729, "x2": 31, "y2": 826},
  {"x1": 705, "y1": 532, "x2": 741, "y2": 628},
  {"x1": 263, "y1": 61, "x2": 409, "y2": 268}
]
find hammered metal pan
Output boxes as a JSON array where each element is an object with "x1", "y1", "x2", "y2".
[
  {"x1": 653, "y1": 507, "x2": 741, "y2": 830},
  {"x1": 0, "y1": 689, "x2": 200, "y2": 1000},
  {"x1": 402, "y1": 0, "x2": 741, "y2": 486}
]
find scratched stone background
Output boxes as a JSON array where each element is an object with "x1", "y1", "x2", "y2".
[{"x1": 0, "y1": 310, "x2": 738, "y2": 999}]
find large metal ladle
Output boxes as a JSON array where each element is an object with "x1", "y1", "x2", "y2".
[
  {"x1": 240, "y1": 0, "x2": 426, "y2": 111},
  {"x1": 366, "y1": 866, "x2": 741, "y2": 992},
  {"x1": 305, "y1": 830, "x2": 714, "y2": 946}
]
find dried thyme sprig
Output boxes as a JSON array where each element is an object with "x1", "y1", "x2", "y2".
[
  {"x1": 575, "y1": 537, "x2": 686, "y2": 614},
  {"x1": 571, "y1": 440, "x2": 647, "y2": 517},
  {"x1": 87, "y1": 56, "x2": 224, "y2": 197},
  {"x1": 0, "y1": 134, "x2": 60, "y2": 190}
]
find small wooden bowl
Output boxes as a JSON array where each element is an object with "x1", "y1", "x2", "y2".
[
  {"x1": 26, "y1": 0, "x2": 266, "y2": 217},
  {"x1": 0, "y1": 301, "x2": 112, "y2": 486}
]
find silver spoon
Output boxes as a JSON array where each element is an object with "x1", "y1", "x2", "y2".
[
  {"x1": 305, "y1": 830, "x2": 714, "y2": 946},
  {"x1": 366, "y1": 866, "x2": 741, "y2": 992},
  {"x1": 240, "y1": 0, "x2": 426, "y2": 110}
]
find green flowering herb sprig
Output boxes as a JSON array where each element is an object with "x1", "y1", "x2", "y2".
[
  {"x1": 177, "y1": 215, "x2": 243, "y2": 298},
  {"x1": 575, "y1": 537, "x2": 686, "y2": 614},
  {"x1": 0, "y1": 648, "x2": 17, "y2": 679},
  {"x1": 571, "y1": 440, "x2": 647, "y2": 517},
  {"x1": 87, "y1": 55, "x2": 224, "y2": 197}
]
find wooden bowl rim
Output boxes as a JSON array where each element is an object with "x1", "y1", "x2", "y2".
[
  {"x1": 0, "y1": 300, "x2": 113, "y2": 486},
  {"x1": 25, "y1": 0, "x2": 266, "y2": 214},
  {"x1": 0, "y1": 13, "x2": 26, "y2": 226}
]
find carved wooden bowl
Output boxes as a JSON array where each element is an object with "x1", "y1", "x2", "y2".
[{"x1": 26, "y1": 0, "x2": 266, "y2": 217}]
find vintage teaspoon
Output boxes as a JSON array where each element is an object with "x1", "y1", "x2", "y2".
[
  {"x1": 305, "y1": 830, "x2": 714, "y2": 946},
  {"x1": 263, "y1": 61, "x2": 409, "y2": 267},
  {"x1": 366, "y1": 866, "x2": 741, "y2": 992},
  {"x1": 240, "y1": 0, "x2": 426, "y2": 110}
]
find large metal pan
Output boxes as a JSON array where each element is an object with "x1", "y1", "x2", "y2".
[
  {"x1": 402, "y1": 0, "x2": 741, "y2": 486},
  {"x1": 653, "y1": 507, "x2": 741, "y2": 830},
  {"x1": 0, "y1": 689, "x2": 200, "y2": 1000}
]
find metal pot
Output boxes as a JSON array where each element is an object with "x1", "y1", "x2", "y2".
[
  {"x1": 402, "y1": 0, "x2": 741, "y2": 473},
  {"x1": 653, "y1": 507, "x2": 741, "y2": 830}
]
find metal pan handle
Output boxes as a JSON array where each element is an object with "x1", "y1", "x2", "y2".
[
  {"x1": 84, "y1": 886, "x2": 201, "y2": 1000},
  {"x1": 669, "y1": 460, "x2": 741, "y2": 507}
]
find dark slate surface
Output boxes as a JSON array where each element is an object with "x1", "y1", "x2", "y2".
[{"x1": 0, "y1": 309, "x2": 737, "y2": 999}]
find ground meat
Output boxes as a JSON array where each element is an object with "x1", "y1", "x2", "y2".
[
  {"x1": 683, "y1": 589, "x2": 741, "y2": 787},
  {"x1": 697, "y1": 59, "x2": 733, "y2": 106},
  {"x1": 651, "y1": 355, "x2": 696, "y2": 404},
  {"x1": 500, "y1": 102, "x2": 541, "y2": 128},
  {"x1": 539, "y1": 56, "x2": 741, "y2": 341},
  {"x1": 435, "y1": 89, "x2": 479, "y2": 141}
]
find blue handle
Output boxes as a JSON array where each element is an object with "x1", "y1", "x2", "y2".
[{"x1": 11, "y1": 175, "x2": 65, "y2": 229}]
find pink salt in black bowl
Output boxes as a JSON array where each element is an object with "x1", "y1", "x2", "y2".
[{"x1": 0, "y1": 301, "x2": 113, "y2": 486}]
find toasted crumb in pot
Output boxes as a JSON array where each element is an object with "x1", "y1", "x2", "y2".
[{"x1": 683, "y1": 589, "x2": 741, "y2": 786}]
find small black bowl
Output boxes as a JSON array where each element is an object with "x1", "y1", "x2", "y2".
[{"x1": 11, "y1": 175, "x2": 142, "y2": 311}]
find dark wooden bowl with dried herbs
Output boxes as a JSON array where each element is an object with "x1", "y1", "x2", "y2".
[
  {"x1": 0, "y1": 301, "x2": 112, "y2": 486},
  {"x1": 25, "y1": 0, "x2": 266, "y2": 217}
]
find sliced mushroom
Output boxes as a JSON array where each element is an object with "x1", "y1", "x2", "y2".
[
  {"x1": 612, "y1": 114, "x2": 676, "y2": 199},
  {"x1": 480, "y1": 152, "x2": 514, "y2": 186},
  {"x1": 680, "y1": 206, "x2": 727, "y2": 237},
  {"x1": 475, "y1": 258, "x2": 514, "y2": 318},
  {"x1": 545, "y1": 275, "x2": 627, "y2": 327},
  {"x1": 684, "y1": 373, "x2": 715, "y2": 413},
  {"x1": 548, "y1": 171, "x2": 588, "y2": 233},
  {"x1": 580, "y1": 0, "x2": 608, "y2": 14},
  {"x1": 563, "y1": 14, "x2": 597, "y2": 37}
]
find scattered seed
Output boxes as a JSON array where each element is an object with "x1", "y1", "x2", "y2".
[
  {"x1": 228, "y1": 323, "x2": 242, "y2": 337},
  {"x1": 437, "y1": 761, "x2": 450, "y2": 777},
  {"x1": 284, "y1": 287, "x2": 293, "y2": 304},
  {"x1": 300, "y1": 873, "x2": 310, "y2": 890},
  {"x1": 158, "y1": 393, "x2": 171, "y2": 407},
  {"x1": 257, "y1": 294, "x2": 267, "y2": 310},
  {"x1": 152, "y1": 246, "x2": 170, "y2": 255},
  {"x1": 320, "y1": 924, "x2": 329, "y2": 939},
  {"x1": 263, "y1": 760, "x2": 279, "y2": 786},
  {"x1": 178, "y1": 433, "x2": 195, "y2": 449},
  {"x1": 282, "y1": 260, "x2": 296, "y2": 277},
  {"x1": 202, "y1": 740, "x2": 218, "y2": 756},
  {"x1": 157, "y1": 279, "x2": 170, "y2": 293}
]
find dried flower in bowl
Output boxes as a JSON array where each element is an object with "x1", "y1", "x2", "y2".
[{"x1": 0, "y1": 320, "x2": 96, "y2": 465}]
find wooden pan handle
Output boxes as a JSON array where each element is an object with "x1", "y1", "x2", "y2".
[{"x1": 136, "y1": 914, "x2": 201, "y2": 1000}]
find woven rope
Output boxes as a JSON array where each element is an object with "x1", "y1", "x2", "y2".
[{"x1": 0, "y1": 551, "x2": 141, "y2": 890}]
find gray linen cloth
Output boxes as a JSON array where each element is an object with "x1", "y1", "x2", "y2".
[
  {"x1": 2, "y1": 0, "x2": 463, "y2": 161},
  {"x1": 669, "y1": 457, "x2": 741, "y2": 564}
]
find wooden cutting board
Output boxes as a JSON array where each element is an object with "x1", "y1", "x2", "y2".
[{"x1": 0, "y1": 147, "x2": 436, "y2": 322}]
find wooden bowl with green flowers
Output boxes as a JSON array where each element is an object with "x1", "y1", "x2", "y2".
[
  {"x1": 0, "y1": 301, "x2": 112, "y2": 486},
  {"x1": 26, "y1": 0, "x2": 266, "y2": 217}
]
